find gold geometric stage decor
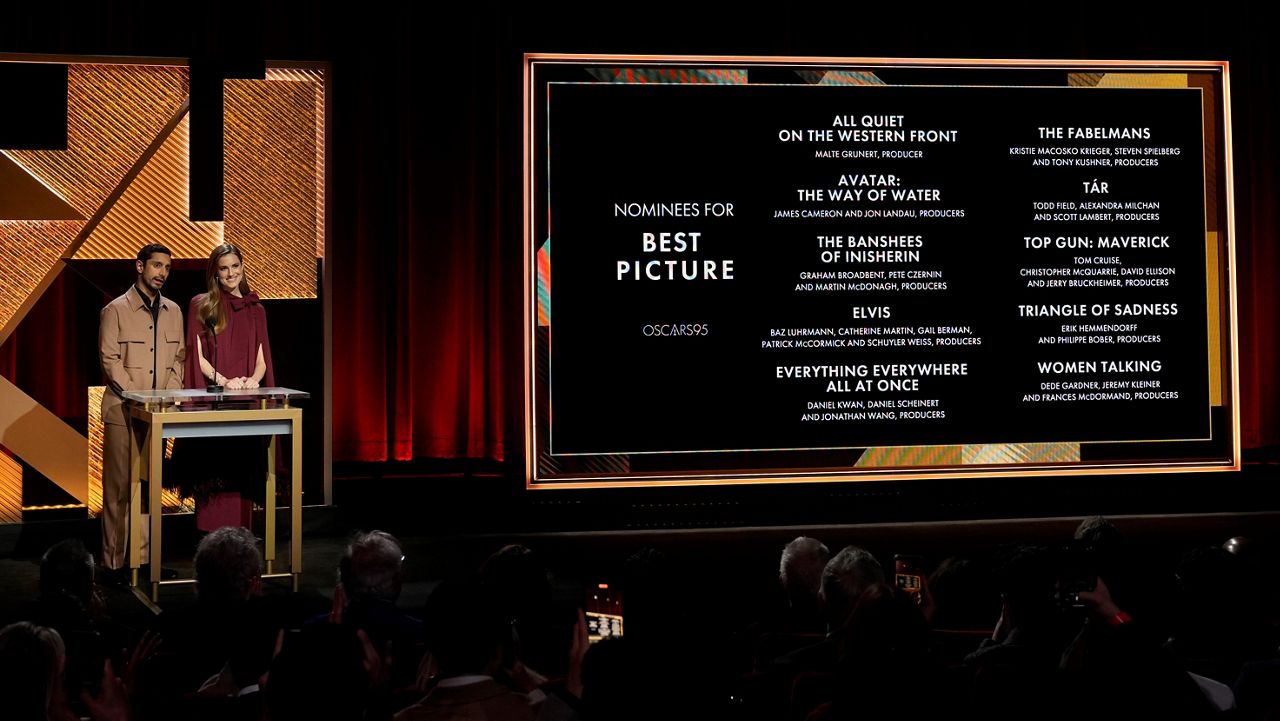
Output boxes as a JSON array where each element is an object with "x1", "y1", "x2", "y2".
[
  {"x1": 224, "y1": 69, "x2": 326, "y2": 298},
  {"x1": 5, "y1": 64, "x2": 190, "y2": 220},
  {"x1": 854, "y1": 442, "x2": 1081, "y2": 470},
  {"x1": 0, "y1": 221, "x2": 84, "y2": 338},
  {"x1": 0, "y1": 449, "x2": 22, "y2": 524},
  {"x1": 0, "y1": 153, "x2": 82, "y2": 220},
  {"x1": 0, "y1": 56, "x2": 326, "y2": 522},
  {"x1": 74, "y1": 114, "x2": 225, "y2": 261},
  {"x1": 0, "y1": 375, "x2": 89, "y2": 521}
]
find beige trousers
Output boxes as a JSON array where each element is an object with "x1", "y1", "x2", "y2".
[{"x1": 101, "y1": 420, "x2": 149, "y2": 569}]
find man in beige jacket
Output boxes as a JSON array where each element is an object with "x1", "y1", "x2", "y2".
[{"x1": 99, "y1": 243, "x2": 185, "y2": 577}]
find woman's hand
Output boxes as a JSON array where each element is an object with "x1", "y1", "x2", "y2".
[
  {"x1": 226, "y1": 377, "x2": 246, "y2": 390},
  {"x1": 244, "y1": 377, "x2": 260, "y2": 389}
]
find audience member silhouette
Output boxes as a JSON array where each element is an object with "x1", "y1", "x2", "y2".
[
  {"x1": 774, "y1": 545, "x2": 885, "y2": 673},
  {"x1": 265, "y1": 624, "x2": 373, "y2": 721},
  {"x1": 0, "y1": 621, "x2": 130, "y2": 721},
  {"x1": 331, "y1": 530, "x2": 424, "y2": 690},
  {"x1": 478, "y1": 544, "x2": 562, "y2": 678},
  {"x1": 924, "y1": 555, "x2": 998, "y2": 632},
  {"x1": 1165, "y1": 545, "x2": 1275, "y2": 684},
  {"x1": 145, "y1": 526, "x2": 272, "y2": 716},
  {"x1": 396, "y1": 578, "x2": 539, "y2": 721},
  {"x1": 964, "y1": 545, "x2": 1069, "y2": 721},
  {"x1": 809, "y1": 584, "x2": 943, "y2": 721},
  {"x1": 778, "y1": 536, "x2": 830, "y2": 634},
  {"x1": 4, "y1": 515, "x2": 1277, "y2": 721}
]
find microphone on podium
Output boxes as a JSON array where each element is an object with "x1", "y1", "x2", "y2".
[{"x1": 204, "y1": 317, "x2": 223, "y2": 393}]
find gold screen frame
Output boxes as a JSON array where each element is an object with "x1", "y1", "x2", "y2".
[{"x1": 523, "y1": 54, "x2": 1240, "y2": 490}]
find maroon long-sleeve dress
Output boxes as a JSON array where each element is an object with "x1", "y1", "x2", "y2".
[
  {"x1": 184, "y1": 291, "x2": 275, "y2": 391},
  {"x1": 171, "y1": 291, "x2": 276, "y2": 531}
]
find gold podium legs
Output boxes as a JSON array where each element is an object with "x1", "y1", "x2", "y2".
[{"x1": 127, "y1": 405, "x2": 305, "y2": 604}]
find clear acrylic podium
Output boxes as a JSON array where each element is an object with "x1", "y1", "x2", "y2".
[{"x1": 120, "y1": 387, "x2": 309, "y2": 602}]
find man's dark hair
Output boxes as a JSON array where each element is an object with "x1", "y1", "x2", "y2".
[
  {"x1": 136, "y1": 243, "x2": 173, "y2": 264},
  {"x1": 478, "y1": 544, "x2": 551, "y2": 609},
  {"x1": 194, "y1": 526, "x2": 263, "y2": 604},
  {"x1": 265, "y1": 625, "x2": 368, "y2": 721},
  {"x1": 338, "y1": 530, "x2": 404, "y2": 602},
  {"x1": 424, "y1": 578, "x2": 508, "y2": 677},
  {"x1": 39, "y1": 538, "x2": 95, "y2": 604},
  {"x1": 928, "y1": 555, "x2": 999, "y2": 631},
  {"x1": 994, "y1": 545, "x2": 1059, "y2": 629}
]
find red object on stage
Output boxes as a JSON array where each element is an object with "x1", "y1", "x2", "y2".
[{"x1": 197, "y1": 491, "x2": 253, "y2": 533}]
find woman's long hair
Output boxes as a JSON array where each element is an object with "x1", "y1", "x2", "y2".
[
  {"x1": 0, "y1": 622, "x2": 65, "y2": 720},
  {"x1": 197, "y1": 243, "x2": 252, "y2": 335}
]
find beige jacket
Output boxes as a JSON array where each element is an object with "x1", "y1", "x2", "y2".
[{"x1": 99, "y1": 285, "x2": 185, "y2": 425}]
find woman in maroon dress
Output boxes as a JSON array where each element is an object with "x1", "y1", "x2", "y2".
[{"x1": 179, "y1": 242, "x2": 275, "y2": 532}]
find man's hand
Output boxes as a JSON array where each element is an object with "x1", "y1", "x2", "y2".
[
  {"x1": 121, "y1": 631, "x2": 161, "y2": 700},
  {"x1": 329, "y1": 583, "x2": 346, "y2": 624},
  {"x1": 567, "y1": 608, "x2": 589, "y2": 699},
  {"x1": 1075, "y1": 576, "x2": 1124, "y2": 622},
  {"x1": 81, "y1": 659, "x2": 131, "y2": 721},
  {"x1": 258, "y1": 629, "x2": 287, "y2": 693},
  {"x1": 358, "y1": 629, "x2": 393, "y2": 690}
]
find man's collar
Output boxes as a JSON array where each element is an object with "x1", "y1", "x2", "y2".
[{"x1": 129, "y1": 284, "x2": 165, "y2": 311}]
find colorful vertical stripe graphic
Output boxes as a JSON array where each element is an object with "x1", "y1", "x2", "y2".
[
  {"x1": 537, "y1": 239, "x2": 551, "y2": 326},
  {"x1": 588, "y1": 67, "x2": 748, "y2": 85},
  {"x1": 799, "y1": 70, "x2": 885, "y2": 86}
]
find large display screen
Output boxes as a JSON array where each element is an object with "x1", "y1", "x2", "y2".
[{"x1": 524, "y1": 56, "x2": 1238, "y2": 488}]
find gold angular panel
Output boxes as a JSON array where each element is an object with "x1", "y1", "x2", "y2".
[
  {"x1": 224, "y1": 77, "x2": 320, "y2": 298},
  {"x1": 1067, "y1": 72, "x2": 1104, "y2": 88},
  {"x1": 266, "y1": 68, "x2": 326, "y2": 259},
  {"x1": 1206, "y1": 231, "x2": 1222, "y2": 406},
  {"x1": 87, "y1": 386, "x2": 105, "y2": 515},
  {"x1": 0, "y1": 449, "x2": 21, "y2": 524},
  {"x1": 5, "y1": 64, "x2": 189, "y2": 219},
  {"x1": 0, "y1": 221, "x2": 84, "y2": 336},
  {"x1": 960, "y1": 443, "x2": 1081, "y2": 465},
  {"x1": 855, "y1": 442, "x2": 1082, "y2": 469},
  {"x1": 0, "y1": 375, "x2": 86, "y2": 503},
  {"x1": 855, "y1": 445, "x2": 963, "y2": 468},
  {"x1": 75, "y1": 115, "x2": 224, "y2": 260},
  {"x1": 0, "y1": 153, "x2": 83, "y2": 220},
  {"x1": 1068, "y1": 73, "x2": 1189, "y2": 89},
  {"x1": 1095, "y1": 73, "x2": 1189, "y2": 89}
]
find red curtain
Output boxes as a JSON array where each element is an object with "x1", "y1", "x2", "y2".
[
  {"x1": 0, "y1": 273, "x2": 90, "y2": 421},
  {"x1": 1233, "y1": 47, "x2": 1280, "y2": 450},
  {"x1": 329, "y1": 40, "x2": 511, "y2": 463}
]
